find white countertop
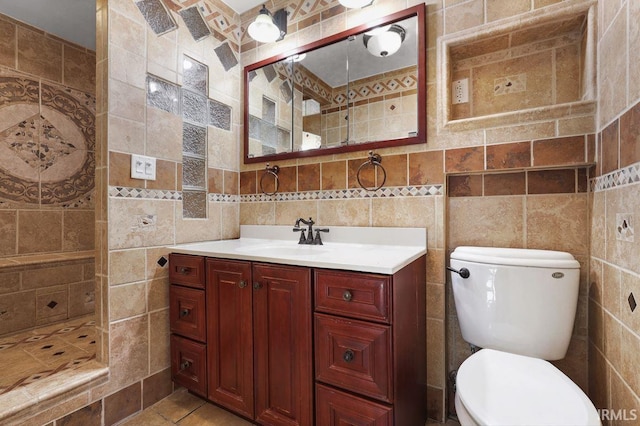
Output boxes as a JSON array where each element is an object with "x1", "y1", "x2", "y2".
[{"x1": 168, "y1": 225, "x2": 427, "y2": 274}]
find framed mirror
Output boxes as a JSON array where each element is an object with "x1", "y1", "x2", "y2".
[{"x1": 244, "y1": 5, "x2": 425, "y2": 164}]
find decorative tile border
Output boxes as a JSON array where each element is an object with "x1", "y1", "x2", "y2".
[
  {"x1": 240, "y1": 185, "x2": 444, "y2": 202},
  {"x1": 591, "y1": 162, "x2": 640, "y2": 192},
  {"x1": 109, "y1": 185, "x2": 443, "y2": 201},
  {"x1": 109, "y1": 187, "x2": 182, "y2": 200}
]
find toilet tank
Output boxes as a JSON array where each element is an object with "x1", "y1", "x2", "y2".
[{"x1": 450, "y1": 246, "x2": 581, "y2": 360}]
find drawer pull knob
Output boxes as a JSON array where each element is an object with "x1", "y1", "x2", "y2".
[
  {"x1": 342, "y1": 290, "x2": 353, "y2": 302},
  {"x1": 179, "y1": 308, "x2": 190, "y2": 318},
  {"x1": 179, "y1": 267, "x2": 191, "y2": 275},
  {"x1": 253, "y1": 282, "x2": 263, "y2": 290},
  {"x1": 180, "y1": 360, "x2": 192, "y2": 370},
  {"x1": 343, "y1": 349, "x2": 355, "y2": 363},
  {"x1": 238, "y1": 280, "x2": 247, "y2": 288}
]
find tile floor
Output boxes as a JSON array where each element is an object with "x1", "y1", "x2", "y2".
[
  {"x1": 120, "y1": 387, "x2": 461, "y2": 426},
  {"x1": 0, "y1": 316, "x2": 96, "y2": 394}
]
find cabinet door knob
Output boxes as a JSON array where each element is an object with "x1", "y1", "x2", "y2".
[
  {"x1": 179, "y1": 266, "x2": 191, "y2": 275},
  {"x1": 180, "y1": 360, "x2": 192, "y2": 370},
  {"x1": 238, "y1": 280, "x2": 247, "y2": 288},
  {"x1": 179, "y1": 308, "x2": 190, "y2": 318},
  {"x1": 342, "y1": 290, "x2": 353, "y2": 302},
  {"x1": 343, "y1": 349, "x2": 355, "y2": 363},
  {"x1": 253, "y1": 282, "x2": 263, "y2": 290}
]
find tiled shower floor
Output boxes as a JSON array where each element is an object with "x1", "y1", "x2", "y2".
[{"x1": 0, "y1": 316, "x2": 96, "y2": 394}]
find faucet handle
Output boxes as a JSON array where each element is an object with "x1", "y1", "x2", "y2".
[
  {"x1": 313, "y1": 228, "x2": 330, "y2": 245},
  {"x1": 293, "y1": 227, "x2": 307, "y2": 244}
]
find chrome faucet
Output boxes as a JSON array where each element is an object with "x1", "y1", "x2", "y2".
[{"x1": 293, "y1": 217, "x2": 329, "y2": 245}]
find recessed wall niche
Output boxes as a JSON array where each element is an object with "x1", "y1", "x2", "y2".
[{"x1": 439, "y1": 1, "x2": 596, "y2": 130}]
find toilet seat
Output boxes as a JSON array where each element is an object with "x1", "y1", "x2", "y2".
[{"x1": 456, "y1": 349, "x2": 601, "y2": 426}]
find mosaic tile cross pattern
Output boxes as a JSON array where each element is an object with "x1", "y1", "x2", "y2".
[{"x1": 0, "y1": 316, "x2": 96, "y2": 395}]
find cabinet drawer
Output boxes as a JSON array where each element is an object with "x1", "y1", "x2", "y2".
[
  {"x1": 169, "y1": 254, "x2": 205, "y2": 289},
  {"x1": 316, "y1": 384, "x2": 392, "y2": 426},
  {"x1": 315, "y1": 313, "x2": 392, "y2": 402},
  {"x1": 315, "y1": 270, "x2": 391, "y2": 323},
  {"x1": 170, "y1": 285, "x2": 206, "y2": 342},
  {"x1": 171, "y1": 334, "x2": 207, "y2": 397}
]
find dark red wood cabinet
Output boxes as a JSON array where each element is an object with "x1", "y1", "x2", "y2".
[{"x1": 169, "y1": 253, "x2": 426, "y2": 426}]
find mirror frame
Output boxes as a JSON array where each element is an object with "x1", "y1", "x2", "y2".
[{"x1": 243, "y1": 4, "x2": 426, "y2": 164}]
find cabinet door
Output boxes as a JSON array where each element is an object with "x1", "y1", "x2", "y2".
[
  {"x1": 206, "y1": 259, "x2": 254, "y2": 419},
  {"x1": 253, "y1": 263, "x2": 313, "y2": 426}
]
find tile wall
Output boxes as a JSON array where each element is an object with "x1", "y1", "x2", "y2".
[
  {"x1": 0, "y1": 13, "x2": 96, "y2": 337},
  {"x1": 239, "y1": 0, "x2": 597, "y2": 421},
  {"x1": 589, "y1": 0, "x2": 640, "y2": 421}
]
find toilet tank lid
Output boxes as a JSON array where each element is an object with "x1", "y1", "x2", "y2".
[{"x1": 451, "y1": 246, "x2": 580, "y2": 268}]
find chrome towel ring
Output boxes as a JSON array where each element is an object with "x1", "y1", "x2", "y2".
[
  {"x1": 356, "y1": 151, "x2": 386, "y2": 191},
  {"x1": 259, "y1": 163, "x2": 280, "y2": 195}
]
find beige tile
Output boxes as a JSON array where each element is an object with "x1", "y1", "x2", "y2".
[
  {"x1": 17, "y1": 26, "x2": 62, "y2": 82},
  {"x1": 0, "y1": 210, "x2": 17, "y2": 256},
  {"x1": 63, "y1": 210, "x2": 95, "y2": 252},
  {"x1": 151, "y1": 388, "x2": 206, "y2": 423},
  {"x1": 239, "y1": 202, "x2": 275, "y2": 225},
  {"x1": 108, "y1": 78, "x2": 145, "y2": 123},
  {"x1": 618, "y1": 323, "x2": 640, "y2": 401},
  {"x1": 590, "y1": 191, "x2": 606, "y2": 259},
  {"x1": 317, "y1": 199, "x2": 370, "y2": 227},
  {"x1": 0, "y1": 289, "x2": 38, "y2": 334},
  {"x1": 274, "y1": 200, "x2": 318, "y2": 226},
  {"x1": 178, "y1": 401, "x2": 253, "y2": 426},
  {"x1": 175, "y1": 200, "x2": 220, "y2": 244},
  {"x1": 63, "y1": 45, "x2": 96, "y2": 94},
  {"x1": 142, "y1": 368, "x2": 172, "y2": 409},
  {"x1": 108, "y1": 315, "x2": 149, "y2": 389},
  {"x1": 610, "y1": 368, "x2": 640, "y2": 426},
  {"x1": 372, "y1": 196, "x2": 434, "y2": 232},
  {"x1": 18, "y1": 211, "x2": 63, "y2": 254},
  {"x1": 36, "y1": 285, "x2": 68, "y2": 325},
  {"x1": 551, "y1": 337, "x2": 587, "y2": 392},
  {"x1": 146, "y1": 247, "x2": 170, "y2": 280},
  {"x1": 426, "y1": 318, "x2": 445, "y2": 388},
  {"x1": 109, "y1": 249, "x2": 146, "y2": 286},
  {"x1": 108, "y1": 198, "x2": 175, "y2": 250},
  {"x1": 486, "y1": 0, "x2": 530, "y2": 22},
  {"x1": 221, "y1": 203, "x2": 239, "y2": 240},
  {"x1": 108, "y1": 115, "x2": 145, "y2": 154},
  {"x1": 146, "y1": 108, "x2": 182, "y2": 162},
  {"x1": 605, "y1": 185, "x2": 640, "y2": 273},
  {"x1": 427, "y1": 282, "x2": 445, "y2": 320},
  {"x1": 22, "y1": 263, "x2": 84, "y2": 290},
  {"x1": 149, "y1": 309, "x2": 170, "y2": 374},
  {"x1": 588, "y1": 343, "x2": 608, "y2": 410},
  {"x1": 603, "y1": 263, "x2": 621, "y2": 318},
  {"x1": 620, "y1": 271, "x2": 640, "y2": 336},
  {"x1": 147, "y1": 277, "x2": 169, "y2": 313},
  {"x1": 110, "y1": 282, "x2": 146, "y2": 321},
  {"x1": 598, "y1": 6, "x2": 627, "y2": 127},
  {"x1": 109, "y1": 43, "x2": 146, "y2": 90},
  {"x1": 109, "y1": 9, "x2": 145, "y2": 57},
  {"x1": 525, "y1": 194, "x2": 589, "y2": 255},
  {"x1": 104, "y1": 382, "x2": 141, "y2": 426},
  {"x1": 603, "y1": 311, "x2": 622, "y2": 374},
  {"x1": 448, "y1": 196, "x2": 524, "y2": 249},
  {"x1": 120, "y1": 409, "x2": 173, "y2": 426},
  {"x1": 444, "y1": 0, "x2": 484, "y2": 35}
]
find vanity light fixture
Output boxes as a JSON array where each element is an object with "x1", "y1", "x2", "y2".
[
  {"x1": 247, "y1": 5, "x2": 288, "y2": 43},
  {"x1": 363, "y1": 24, "x2": 406, "y2": 57},
  {"x1": 339, "y1": 0, "x2": 374, "y2": 8}
]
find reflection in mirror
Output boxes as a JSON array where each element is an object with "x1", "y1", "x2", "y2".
[
  {"x1": 247, "y1": 59, "x2": 294, "y2": 156},
  {"x1": 244, "y1": 5, "x2": 425, "y2": 163}
]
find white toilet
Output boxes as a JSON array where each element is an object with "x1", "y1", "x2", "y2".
[{"x1": 449, "y1": 246, "x2": 601, "y2": 426}]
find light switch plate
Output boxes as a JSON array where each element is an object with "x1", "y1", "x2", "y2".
[{"x1": 131, "y1": 154, "x2": 157, "y2": 180}]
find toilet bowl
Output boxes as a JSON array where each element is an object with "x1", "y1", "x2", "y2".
[
  {"x1": 449, "y1": 246, "x2": 601, "y2": 426},
  {"x1": 455, "y1": 349, "x2": 601, "y2": 426}
]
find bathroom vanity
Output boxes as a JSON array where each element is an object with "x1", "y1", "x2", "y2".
[{"x1": 168, "y1": 226, "x2": 427, "y2": 426}]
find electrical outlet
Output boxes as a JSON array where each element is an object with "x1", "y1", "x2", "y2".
[{"x1": 452, "y1": 78, "x2": 469, "y2": 105}]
